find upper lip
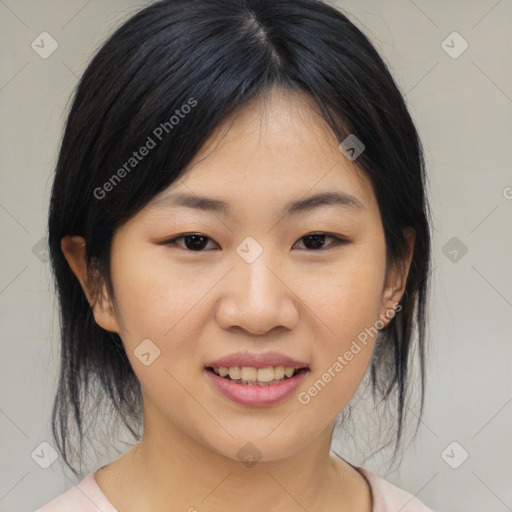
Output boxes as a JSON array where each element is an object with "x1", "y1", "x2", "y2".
[{"x1": 205, "y1": 351, "x2": 309, "y2": 369}]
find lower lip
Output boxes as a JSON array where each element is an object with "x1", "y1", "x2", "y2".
[{"x1": 204, "y1": 368, "x2": 309, "y2": 407}]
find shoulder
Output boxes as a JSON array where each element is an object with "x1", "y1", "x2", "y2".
[
  {"x1": 34, "y1": 473, "x2": 117, "y2": 512},
  {"x1": 357, "y1": 466, "x2": 437, "y2": 512}
]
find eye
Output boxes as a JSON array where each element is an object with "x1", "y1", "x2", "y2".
[
  {"x1": 164, "y1": 233, "x2": 218, "y2": 251},
  {"x1": 163, "y1": 232, "x2": 348, "y2": 252},
  {"x1": 292, "y1": 233, "x2": 348, "y2": 251}
]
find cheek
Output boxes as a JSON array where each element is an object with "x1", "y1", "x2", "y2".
[
  {"x1": 296, "y1": 256, "x2": 384, "y2": 416},
  {"x1": 108, "y1": 249, "x2": 208, "y2": 409},
  {"x1": 295, "y1": 244, "x2": 386, "y2": 412},
  {"x1": 302, "y1": 248, "x2": 386, "y2": 345},
  {"x1": 108, "y1": 245, "x2": 207, "y2": 356}
]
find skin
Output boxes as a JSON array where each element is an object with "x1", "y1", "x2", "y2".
[{"x1": 61, "y1": 85, "x2": 414, "y2": 512}]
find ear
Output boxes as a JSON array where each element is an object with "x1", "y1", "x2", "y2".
[
  {"x1": 379, "y1": 227, "x2": 415, "y2": 328},
  {"x1": 60, "y1": 235, "x2": 120, "y2": 333}
]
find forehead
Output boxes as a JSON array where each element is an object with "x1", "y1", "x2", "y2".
[
  {"x1": 149, "y1": 87, "x2": 377, "y2": 218},
  {"x1": 185, "y1": 87, "x2": 355, "y2": 174}
]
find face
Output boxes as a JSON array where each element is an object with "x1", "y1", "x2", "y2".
[{"x1": 63, "y1": 86, "x2": 412, "y2": 463}]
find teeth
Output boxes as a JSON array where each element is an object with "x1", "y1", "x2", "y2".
[
  {"x1": 256, "y1": 367, "x2": 275, "y2": 382},
  {"x1": 274, "y1": 366, "x2": 285, "y2": 380},
  {"x1": 240, "y1": 367, "x2": 257, "y2": 381},
  {"x1": 211, "y1": 365, "x2": 301, "y2": 384},
  {"x1": 228, "y1": 367, "x2": 240, "y2": 380}
]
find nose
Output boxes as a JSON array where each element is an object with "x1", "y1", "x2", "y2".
[{"x1": 215, "y1": 249, "x2": 300, "y2": 336}]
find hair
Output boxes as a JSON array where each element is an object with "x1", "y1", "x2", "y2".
[{"x1": 47, "y1": 0, "x2": 432, "y2": 477}]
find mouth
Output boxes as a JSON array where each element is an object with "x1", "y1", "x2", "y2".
[
  {"x1": 204, "y1": 365, "x2": 309, "y2": 386},
  {"x1": 204, "y1": 364, "x2": 310, "y2": 406}
]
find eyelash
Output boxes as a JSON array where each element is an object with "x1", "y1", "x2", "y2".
[{"x1": 162, "y1": 232, "x2": 349, "y2": 252}]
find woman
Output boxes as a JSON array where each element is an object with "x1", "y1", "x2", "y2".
[{"x1": 37, "y1": 0, "x2": 435, "y2": 510}]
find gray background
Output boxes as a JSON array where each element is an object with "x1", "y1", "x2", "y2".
[{"x1": 1, "y1": 1, "x2": 511, "y2": 511}]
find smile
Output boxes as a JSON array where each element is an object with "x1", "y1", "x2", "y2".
[
  {"x1": 204, "y1": 366, "x2": 309, "y2": 406},
  {"x1": 207, "y1": 365, "x2": 303, "y2": 385}
]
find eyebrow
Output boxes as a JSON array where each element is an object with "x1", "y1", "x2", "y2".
[{"x1": 151, "y1": 190, "x2": 365, "y2": 217}]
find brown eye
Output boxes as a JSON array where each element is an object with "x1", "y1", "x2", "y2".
[
  {"x1": 292, "y1": 233, "x2": 348, "y2": 251},
  {"x1": 165, "y1": 234, "x2": 217, "y2": 251},
  {"x1": 163, "y1": 232, "x2": 349, "y2": 252}
]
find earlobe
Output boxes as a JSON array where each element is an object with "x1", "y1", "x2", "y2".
[{"x1": 60, "y1": 235, "x2": 120, "y2": 333}]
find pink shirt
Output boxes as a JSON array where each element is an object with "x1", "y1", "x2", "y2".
[{"x1": 35, "y1": 467, "x2": 435, "y2": 511}]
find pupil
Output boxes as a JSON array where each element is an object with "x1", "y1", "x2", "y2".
[
  {"x1": 303, "y1": 234, "x2": 325, "y2": 250},
  {"x1": 185, "y1": 235, "x2": 208, "y2": 250}
]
